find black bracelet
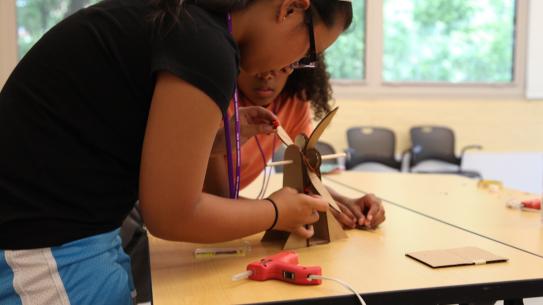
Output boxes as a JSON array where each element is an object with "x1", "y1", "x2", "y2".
[{"x1": 264, "y1": 198, "x2": 279, "y2": 231}]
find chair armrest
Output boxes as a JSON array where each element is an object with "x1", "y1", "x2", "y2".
[
  {"x1": 459, "y1": 145, "x2": 482, "y2": 169},
  {"x1": 460, "y1": 145, "x2": 482, "y2": 158},
  {"x1": 344, "y1": 148, "x2": 355, "y2": 170},
  {"x1": 400, "y1": 147, "x2": 412, "y2": 172}
]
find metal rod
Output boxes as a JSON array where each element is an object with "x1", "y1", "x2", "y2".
[{"x1": 266, "y1": 153, "x2": 346, "y2": 167}]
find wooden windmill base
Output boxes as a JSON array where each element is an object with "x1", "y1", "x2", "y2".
[
  {"x1": 262, "y1": 209, "x2": 347, "y2": 249},
  {"x1": 261, "y1": 144, "x2": 347, "y2": 250}
]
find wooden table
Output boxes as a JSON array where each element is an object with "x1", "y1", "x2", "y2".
[
  {"x1": 323, "y1": 171, "x2": 543, "y2": 258},
  {"x1": 149, "y1": 174, "x2": 543, "y2": 305}
]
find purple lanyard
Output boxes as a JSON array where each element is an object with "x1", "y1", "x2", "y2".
[{"x1": 224, "y1": 13, "x2": 241, "y2": 199}]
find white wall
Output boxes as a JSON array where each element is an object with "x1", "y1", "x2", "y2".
[
  {"x1": 463, "y1": 153, "x2": 543, "y2": 194},
  {"x1": 526, "y1": 0, "x2": 543, "y2": 99}
]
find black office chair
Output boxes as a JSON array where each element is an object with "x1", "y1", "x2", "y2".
[
  {"x1": 345, "y1": 127, "x2": 402, "y2": 172},
  {"x1": 408, "y1": 126, "x2": 482, "y2": 178},
  {"x1": 120, "y1": 202, "x2": 151, "y2": 304},
  {"x1": 315, "y1": 141, "x2": 341, "y2": 173},
  {"x1": 271, "y1": 144, "x2": 287, "y2": 173},
  {"x1": 315, "y1": 141, "x2": 339, "y2": 164}
]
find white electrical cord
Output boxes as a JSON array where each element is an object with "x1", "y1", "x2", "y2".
[{"x1": 307, "y1": 275, "x2": 367, "y2": 305}]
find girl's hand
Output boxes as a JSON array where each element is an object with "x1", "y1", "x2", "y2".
[
  {"x1": 267, "y1": 187, "x2": 329, "y2": 239},
  {"x1": 212, "y1": 106, "x2": 276, "y2": 156},
  {"x1": 332, "y1": 193, "x2": 385, "y2": 230}
]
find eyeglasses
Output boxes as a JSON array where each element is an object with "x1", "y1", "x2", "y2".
[{"x1": 290, "y1": 6, "x2": 317, "y2": 70}]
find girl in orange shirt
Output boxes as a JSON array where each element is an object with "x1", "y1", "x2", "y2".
[{"x1": 206, "y1": 56, "x2": 385, "y2": 229}]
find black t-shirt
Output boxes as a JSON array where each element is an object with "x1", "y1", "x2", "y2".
[{"x1": 0, "y1": 0, "x2": 239, "y2": 249}]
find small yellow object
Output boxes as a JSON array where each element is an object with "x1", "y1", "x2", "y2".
[
  {"x1": 194, "y1": 243, "x2": 251, "y2": 259},
  {"x1": 477, "y1": 180, "x2": 503, "y2": 191}
]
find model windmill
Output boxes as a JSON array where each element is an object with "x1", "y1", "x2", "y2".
[{"x1": 263, "y1": 107, "x2": 348, "y2": 249}]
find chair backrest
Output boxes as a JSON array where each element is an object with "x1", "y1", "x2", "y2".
[
  {"x1": 409, "y1": 126, "x2": 459, "y2": 167},
  {"x1": 346, "y1": 127, "x2": 400, "y2": 169},
  {"x1": 273, "y1": 142, "x2": 337, "y2": 173},
  {"x1": 272, "y1": 144, "x2": 287, "y2": 173},
  {"x1": 315, "y1": 141, "x2": 337, "y2": 165}
]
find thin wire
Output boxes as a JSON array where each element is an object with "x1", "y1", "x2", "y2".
[
  {"x1": 255, "y1": 104, "x2": 280, "y2": 200},
  {"x1": 260, "y1": 117, "x2": 279, "y2": 199},
  {"x1": 308, "y1": 275, "x2": 367, "y2": 305},
  {"x1": 257, "y1": 137, "x2": 275, "y2": 200},
  {"x1": 261, "y1": 135, "x2": 276, "y2": 198},
  {"x1": 260, "y1": 167, "x2": 272, "y2": 200},
  {"x1": 254, "y1": 135, "x2": 268, "y2": 199}
]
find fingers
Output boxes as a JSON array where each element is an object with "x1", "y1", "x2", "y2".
[
  {"x1": 374, "y1": 207, "x2": 386, "y2": 228},
  {"x1": 347, "y1": 200, "x2": 365, "y2": 226},
  {"x1": 237, "y1": 124, "x2": 274, "y2": 145},
  {"x1": 293, "y1": 225, "x2": 314, "y2": 239},
  {"x1": 240, "y1": 106, "x2": 277, "y2": 123},
  {"x1": 362, "y1": 194, "x2": 385, "y2": 229},
  {"x1": 332, "y1": 202, "x2": 356, "y2": 229},
  {"x1": 302, "y1": 194, "x2": 329, "y2": 213},
  {"x1": 236, "y1": 106, "x2": 277, "y2": 139},
  {"x1": 240, "y1": 124, "x2": 273, "y2": 137},
  {"x1": 269, "y1": 188, "x2": 322, "y2": 235},
  {"x1": 258, "y1": 123, "x2": 275, "y2": 134}
]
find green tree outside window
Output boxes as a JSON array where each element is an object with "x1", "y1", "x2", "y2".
[
  {"x1": 17, "y1": 0, "x2": 99, "y2": 59},
  {"x1": 383, "y1": 0, "x2": 516, "y2": 83},
  {"x1": 325, "y1": 0, "x2": 366, "y2": 80}
]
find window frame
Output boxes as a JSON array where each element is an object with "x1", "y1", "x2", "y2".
[
  {"x1": 0, "y1": 0, "x2": 17, "y2": 87},
  {"x1": 332, "y1": 0, "x2": 529, "y2": 100},
  {"x1": 0, "y1": 0, "x2": 531, "y2": 99}
]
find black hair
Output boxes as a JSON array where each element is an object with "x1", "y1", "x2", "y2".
[
  {"x1": 148, "y1": 0, "x2": 349, "y2": 119},
  {"x1": 148, "y1": 0, "x2": 353, "y2": 31},
  {"x1": 279, "y1": 54, "x2": 332, "y2": 120}
]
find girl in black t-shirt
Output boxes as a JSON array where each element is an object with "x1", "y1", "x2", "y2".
[{"x1": 0, "y1": 0, "x2": 353, "y2": 303}]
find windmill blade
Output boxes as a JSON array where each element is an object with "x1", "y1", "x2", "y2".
[
  {"x1": 305, "y1": 107, "x2": 338, "y2": 150},
  {"x1": 294, "y1": 134, "x2": 308, "y2": 148},
  {"x1": 275, "y1": 125, "x2": 294, "y2": 146},
  {"x1": 306, "y1": 169, "x2": 342, "y2": 213}
]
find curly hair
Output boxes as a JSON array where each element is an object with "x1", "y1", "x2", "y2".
[{"x1": 279, "y1": 55, "x2": 333, "y2": 120}]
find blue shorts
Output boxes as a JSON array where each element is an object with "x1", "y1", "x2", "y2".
[{"x1": 0, "y1": 228, "x2": 135, "y2": 305}]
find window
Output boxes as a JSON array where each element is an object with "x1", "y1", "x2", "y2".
[
  {"x1": 324, "y1": 0, "x2": 523, "y2": 96},
  {"x1": 16, "y1": 0, "x2": 99, "y2": 59},
  {"x1": 325, "y1": 0, "x2": 366, "y2": 80},
  {"x1": 383, "y1": 0, "x2": 516, "y2": 83},
  {"x1": 7, "y1": 0, "x2": 527, "y2": 98}
]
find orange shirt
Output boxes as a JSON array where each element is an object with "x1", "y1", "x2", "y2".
[{"x1": 227, "y1": 97, "x2": 313, "y2": 189}]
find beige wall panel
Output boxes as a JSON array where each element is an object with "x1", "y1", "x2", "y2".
[{"x1": 318, "y1": 99, "x2": 543, "y2": 154}]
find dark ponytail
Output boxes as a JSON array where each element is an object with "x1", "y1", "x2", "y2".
[
  {"x1": 311, "y1": 0, "x2": 353, "y2": 31},
  {"x1": 148, "y1": 0, "x2": 353, "y2": 31},
  {"x1": 147, "y1": 0, "x2": 182, "y2": 27},
  {"x1": 147, "y1": 0, "x2": 252, "y2": 28}
]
